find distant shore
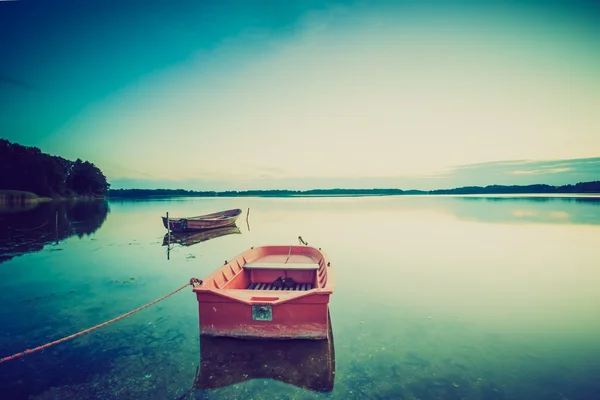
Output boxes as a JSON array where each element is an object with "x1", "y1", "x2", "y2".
[
  {"x1": 0, "y1": 190, "x2": 52, "y2": 204},
  {"x1": 108, "y1": 181, "x2": 600, "y2": 199},
  {"x1": 5, "y1": 181, "x2": 599, "y2": 202},
  {"x1": 0, "y1": 190, "x2": 106, "y2": 204}
]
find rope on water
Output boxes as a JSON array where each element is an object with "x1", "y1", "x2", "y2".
[
  {"x1": 10, "y1": 219, "x2": 51, "y2": 232},
  {"x1": 0, "y1": 277, "x2": 203, "y2": 364}
]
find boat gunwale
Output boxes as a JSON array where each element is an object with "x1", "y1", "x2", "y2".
[
  {"x1": 161, "y1": 208, "x2": 242, "y2": 222},
  {"x1": 193, "y1": 286, "x2": 333, "y2": 306},
  {"x1": 161, "y1": 208, "x2": 242, "y2": 232},
  {"x1": 193, "y1": 245, "x2": 334, "y2": 306}
]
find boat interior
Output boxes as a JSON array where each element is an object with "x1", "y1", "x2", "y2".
[{"x1": 205, "y1": 246, "x2": 329, "y2": 292}]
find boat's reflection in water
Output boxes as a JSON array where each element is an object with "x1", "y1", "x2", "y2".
[
  {"x1": 163, "y1": 225, "x2": 242, "y2": 259},
  {"x1": 194, "y1": 322, "x2": 335, "y2": 393},
  {"x1": 163, "y1": 225, "x2": 242, "y2": 247}
]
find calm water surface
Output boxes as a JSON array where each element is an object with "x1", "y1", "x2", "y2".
[{"x1": 1, "y1": 196, "x2": 599, "y2": 400}]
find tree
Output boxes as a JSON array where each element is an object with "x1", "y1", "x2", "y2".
[
  {"x1": 67, "y1": 159, "x2": 110, "y2": 196},
  {"x1": 0, "y1": 139, "x2": 110, "y2": 197}
]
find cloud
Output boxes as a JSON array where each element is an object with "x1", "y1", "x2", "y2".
[
  {"x1": 511, "y1": 167, "x2": 573, "y2": 175},
  {"x1": 431, "y1": 157, "x2": 600, "y2": 188},
  {"x1": 510, "y1": 170, "x2": 540, "y2": 175}
]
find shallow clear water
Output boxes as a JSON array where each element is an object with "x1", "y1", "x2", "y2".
[{"x1": 1, "y1": 196, "x2": 599, "y2": 400}]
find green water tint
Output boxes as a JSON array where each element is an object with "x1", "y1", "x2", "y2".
[{"x1": 1, "y1": 196, "x2": 599, "y2": 399}]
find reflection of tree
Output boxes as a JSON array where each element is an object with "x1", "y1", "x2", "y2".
[
  {"x1": 0, "y1": 200, "x2": 110, "y2": 263},
  {"x1": 62, "y1": 200, "x2": 110, "y2": 238},
  {"x1": 463, "y1": 196, "x2": 600, "y2": 204}
]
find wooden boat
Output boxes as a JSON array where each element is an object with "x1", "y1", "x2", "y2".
[
  {"x1": 162, "y1": 225, "x2": 241, "y2": 247},
  {"x1": 162, "y1": 208, "x2": 242, "y2": 232},
  {"x1": 194, "y1": 318, "x2": 335, "y2": 392},
  {"x1": 191, "y1": 245, "x2": 334, "y2": 340}
]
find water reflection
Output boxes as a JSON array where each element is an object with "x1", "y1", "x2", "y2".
[
  {"x1": 0, "y1": 200, "x2": 109, "y2": 263},
  {"x1": 445, "y1": 196, "x2": 600, "y2": 225},
  {"x1": 0, "y1": 196, "x2": 599, "y2": 399},
  {"x1": 163, "y1": 224, "x2": 243, "y2": 260},
  {"x1": 194, "y1": 322, "x2": 335, "y2": 393},
  {"x1": 162, "y1": 225, "x2": 242, "y2": 247}
]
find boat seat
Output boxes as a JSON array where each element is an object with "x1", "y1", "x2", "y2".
[
  {"x1": 243, "y1": 262, "x2": 319, "y2": 270},
  {"x1": 248, "y1": 282, "x2": 313, "y2": 291}
]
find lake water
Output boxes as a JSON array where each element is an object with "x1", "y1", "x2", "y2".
[{"x1": 1, "y1": 195, "x2": 599, "y2": 400}]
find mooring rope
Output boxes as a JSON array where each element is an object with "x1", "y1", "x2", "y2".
[
  {"x1": 10, "y1": 219, "x2": 50, "y2": 232},
  {"x1": 175, "y1": 365, "x2": 201, "y2": 400},
  {"x1": 0, "y1": 277, "x2": 203, "y2": 364}
]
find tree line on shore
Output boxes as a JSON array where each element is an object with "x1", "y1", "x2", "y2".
[
  {"x1": 109, "y1": 181, "x2": 600, "y2": 198},
  {"x1": 0, "y1": 139, "x2": 110, "y2": 198},
  {"x1": 3, "y1": 138, "x2": 598, "y2": 199}
]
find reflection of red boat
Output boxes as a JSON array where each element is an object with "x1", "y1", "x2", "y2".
[
  {"x1": 191, "y1": 245, "x2": 334, "y2": 339},
  {"x1": 161, "y1": 208, "x2": 241, "y2": 232},
  {"x1": 162, "y1": 225, "x2": 241, "y2": 247},
  {"x1": 195, "y1": 319, "x2": 335, "y2": 392}
]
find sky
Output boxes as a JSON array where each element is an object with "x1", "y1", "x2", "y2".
[{"x1": 1, "y1": 0, "x2": 599, "y2": 191}]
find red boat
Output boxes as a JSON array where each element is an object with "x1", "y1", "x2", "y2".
[
  {"x1": 191, "y1": 245, "x2": 334, "y2": 340},
  {"x1": 162, "y1": 208, "x2": 242, "y2": 232}
]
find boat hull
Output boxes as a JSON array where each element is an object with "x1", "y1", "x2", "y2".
[
  {"x1": 196, "y1": 292, "x2": 331, "y2": 340},
  {"x1": 162, "y1": 208, "x2": 241, "y2": 232}
]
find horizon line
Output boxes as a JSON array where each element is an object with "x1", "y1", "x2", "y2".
[{"x1": 108, "y1": 180, "x2": 600, "y2": 194}]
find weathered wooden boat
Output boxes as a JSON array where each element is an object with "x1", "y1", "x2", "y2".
[
  {"x1": 162, "y1": 225, "x2": 241, "y2": 247},
  {"x1": 162, "y1": 208, "x2": 242, "y2": 232},
  {"x1": 191, "y1": 245, "x2": 334, "y2": 340},
  {"x1": 195, "y1": 318, "x2": 335, "y2": 392}
]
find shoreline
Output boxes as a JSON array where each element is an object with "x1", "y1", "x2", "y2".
[
  {"x1": 0, "y1": 190, "x2": 106, "y2": 205},
  {"x1": 107, "y1": 192, "x2": 600, "y2": 200},
  {"x1": 0, "y1": 190, "x2": 52, "y2": 204},
  {"x1": 107, "y1": 181, "x2": 600, "y2": 199}
]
